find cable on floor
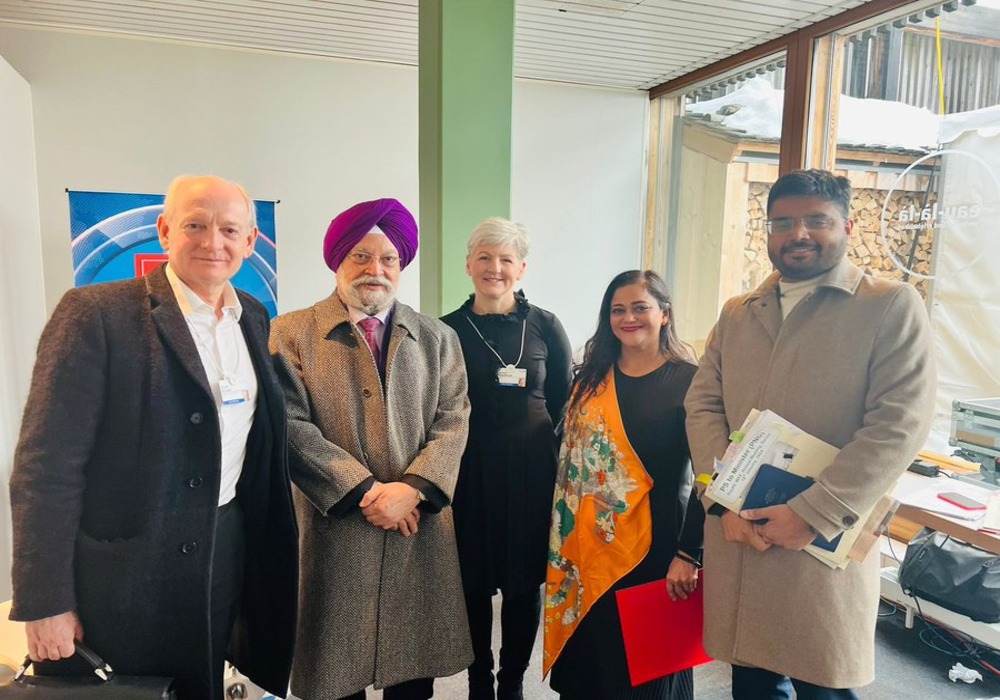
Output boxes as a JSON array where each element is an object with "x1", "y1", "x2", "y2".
[{"x1": 881, "y1": 535, "x2": 1000, "y2": 678}]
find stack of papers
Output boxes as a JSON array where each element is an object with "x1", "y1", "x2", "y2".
[
  {"x1": 708, "y1": 409, "x2": 839, "y2": 510},
  {"x1": 706, "y1": 409, "x2": 880, "y2": 569}
]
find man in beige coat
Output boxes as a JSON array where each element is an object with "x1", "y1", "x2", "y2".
[
  {"x1": 686, "y1": 170, "x2": 935, "y2": 698},
  {"x1": 269, "y1": 198, "x2": 472, "y2": 700}
]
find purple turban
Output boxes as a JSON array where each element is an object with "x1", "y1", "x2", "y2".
[{"x1": 323, "y1": 198, "x2": 418, "y2": 271}]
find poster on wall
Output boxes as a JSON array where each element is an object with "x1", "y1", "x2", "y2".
[{"x1": 67, "y1": 190, "x2": 278, "y2": 318}]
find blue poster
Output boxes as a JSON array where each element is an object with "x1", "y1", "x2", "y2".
[{"x1": 68, "y1": 190, "x2": 278, "y2": 318}]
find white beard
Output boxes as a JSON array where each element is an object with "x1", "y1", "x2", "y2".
[{"x1": 339, "y1": 277, "x2": 397, "y2": 315}]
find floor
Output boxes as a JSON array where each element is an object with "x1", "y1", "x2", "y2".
[
  {"x1": 252, "y1": 595, "x2": 1000, "y2": 699},
  {"x1": 388, "y1": 598, "x2": 1000, "y2": 700}
]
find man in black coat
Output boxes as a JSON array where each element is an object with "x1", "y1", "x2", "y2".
[{"x1": 8, "y1": 175, "x2": 298, "y2": 699}]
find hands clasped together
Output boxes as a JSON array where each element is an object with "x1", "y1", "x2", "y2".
[
  {"x1": 721, "y1": 506, "x2": 817, "y2": 552},
  {"x1": 359, "y1": 481, "x2": 423, "y2": 537}
]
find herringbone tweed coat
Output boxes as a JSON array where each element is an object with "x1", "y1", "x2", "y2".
[
  {"x1": 685, "y1": 259, "x2": 935, "y2": 689},
  {"x1": 270, "y1": 293, "x2": 473, "y2": 699}
]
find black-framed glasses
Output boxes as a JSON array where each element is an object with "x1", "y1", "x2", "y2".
[{"x1": 765, "y1": 215, "x2": 840, "y2": 235}]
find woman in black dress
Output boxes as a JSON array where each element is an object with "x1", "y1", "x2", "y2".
[
  {"x1": 544, "y1": 270, "x2": 704, "y2": 700},
  {"x1": 441, "y1": 217, "x2": 573, "y2": 700}
]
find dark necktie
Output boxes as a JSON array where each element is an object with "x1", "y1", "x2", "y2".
[{"x1": 358, "y1": 316, "x2": 382, "y2": 366}]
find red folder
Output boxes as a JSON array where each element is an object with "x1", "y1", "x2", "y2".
[{"x1": 615, "y1": 577, "x2": 712, "y2": 686}]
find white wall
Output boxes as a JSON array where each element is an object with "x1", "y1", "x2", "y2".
[
  {"x1": 512, "y1": 80, "x2": 647, "y2": 348},
  {"x1": 0, "y1": 26, "x2": 421, "y2": 314},
  {"x1": 0, "y1": 56, "x2": 46, "y2": 601},
  {"x1": 0, "y1": 23, "x2": 647, "y2": 598},
  {"x1": 0, "y1": 25, "x2": 648, "y2": 349}
]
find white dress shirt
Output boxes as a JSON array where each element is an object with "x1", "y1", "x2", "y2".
[{"x1": 166, "y1": 264, "x2": 257, "y2": 506}]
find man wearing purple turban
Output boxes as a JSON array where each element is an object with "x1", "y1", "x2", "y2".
[
  {"x1": 323, "y1": 197, "x2": 419, "y2": 273},
  {"x1": 270, "y1": 198, "x2": 473, "y2": 700}
]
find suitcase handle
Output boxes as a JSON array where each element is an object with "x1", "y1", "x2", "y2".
[{"x1": 12, "y1": 641, "x2": 116, "y2": 683}]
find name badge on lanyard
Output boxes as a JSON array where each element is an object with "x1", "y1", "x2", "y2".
[
  {"x1": 497, "y1": 364, "x2": 528, "y2": 388},
  {"x1": 220, "y1": 378, "x2": 249, "y2": 405},
  {"x1": 466, "y1": 314, "x2": 529, "y2": 391}
]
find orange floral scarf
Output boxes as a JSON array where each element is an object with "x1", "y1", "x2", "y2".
[{"x1": 543, "y1": 369, "x2": 653, "y2": 675}]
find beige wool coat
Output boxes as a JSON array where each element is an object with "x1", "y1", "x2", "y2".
[
  {"x1": 685, "y1": 259, "x2": 936, "y2": 689},
  {"x1": 270, "y1": 294, "x2": 472, "y2": 699}
]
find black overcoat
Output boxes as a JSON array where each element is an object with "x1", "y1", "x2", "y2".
[{"x1": 9, "y1": 265, "x2": 298, "y2": 699}]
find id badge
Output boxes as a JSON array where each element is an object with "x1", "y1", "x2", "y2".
[
  {"x1": 220, "y1": 378, "x2": 249, "y2": 405},
  {"x1": 497, "y1": 365, "x2": 527, "y2": 388}
]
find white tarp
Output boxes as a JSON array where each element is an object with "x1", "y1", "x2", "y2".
[{"x1": 928, "y1": 108, "x2": 1000, "y2": 433}]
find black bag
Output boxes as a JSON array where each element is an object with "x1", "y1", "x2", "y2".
[
  {"x1": 897, "y1": 527, "x2": 1000, "y2": 623},
  {"x1": 0, "y1": 642, "x2": 176, "y2": 699}
]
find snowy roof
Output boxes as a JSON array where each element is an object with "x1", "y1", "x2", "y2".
[{"x1": 685, "y1": 77, "x2": 949, "y2": 152}]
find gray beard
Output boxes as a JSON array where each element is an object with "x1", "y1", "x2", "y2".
[
  {"x1": 339, "y1": 286, "x2": 396, "y2": 315},
  {"x1": 357, "y1": 298, "x2": 393, "y2": 315}
]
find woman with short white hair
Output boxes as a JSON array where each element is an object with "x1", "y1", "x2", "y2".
[{"x1": 442, "y1": 217, "x2": 573, "y2": 700}]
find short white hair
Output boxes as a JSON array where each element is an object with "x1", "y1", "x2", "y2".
[
  {"x1": 467, "y1": 217, "x2": 529, "y2": 260},
  {"x1": 162, "y1": 174, "x2": 257, "y2": 231}
]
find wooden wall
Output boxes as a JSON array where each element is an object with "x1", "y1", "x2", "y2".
[{"x1": 671, "y1": 121, "x2": 933, "y2": 346}]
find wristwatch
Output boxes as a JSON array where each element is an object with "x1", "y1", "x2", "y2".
[{"x1": 414, "y1": 488, "x2": 428, "y2": 503}]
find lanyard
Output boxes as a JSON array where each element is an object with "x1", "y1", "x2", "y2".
[
  {"x1": 465, "y1": 314, "x2": 526, "y2": 368},
  {"x1": 185, "y1": 315, "x2": 243, "y2": 384}
]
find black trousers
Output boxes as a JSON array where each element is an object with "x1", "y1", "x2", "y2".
[
  {"x1": 339, "y1": 677, "x2": 435, "y2": 700},
  {"x1": 211, "y1": 500, "x2": 246, "y2": 690},
  {"x1": 466, "y1": 589, "x2": 541, "y2": 688},
  {"x1": 731, "y1": 665, "x2": 860, "y2": 700}
]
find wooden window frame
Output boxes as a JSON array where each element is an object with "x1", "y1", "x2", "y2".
[{"x1": 648, "y1": 0, "x2": 935, "y2": 174}]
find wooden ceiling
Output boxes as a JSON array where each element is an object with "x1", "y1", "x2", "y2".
[{"x1": 0, "y1": 0, "x2": 873, "y2": 89}]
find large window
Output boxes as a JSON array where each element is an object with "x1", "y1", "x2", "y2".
[
  {"x1": 647, "y1": 0, "x2": 1000, "y2": 444},
  {"x1": 648, "y1": 57, "x2": 787, "y2": 352},
  {"x1": 809, "y1": 0, "x2": 1000, "y2": 435},
  {"x1": 645, "y1": 0, "x2": 1000, "y2": 442}
]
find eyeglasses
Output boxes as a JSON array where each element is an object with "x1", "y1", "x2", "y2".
[
  {"x1": 347, "y1": 251, "x2": 400, "y2": 269},
  {"x1": 765, "y1": 215, "x2": 841, "y2": 235}
]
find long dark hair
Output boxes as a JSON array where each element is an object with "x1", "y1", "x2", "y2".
[{"x1": 567, "y1": 270, "x2": 696, "y2": 417}]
